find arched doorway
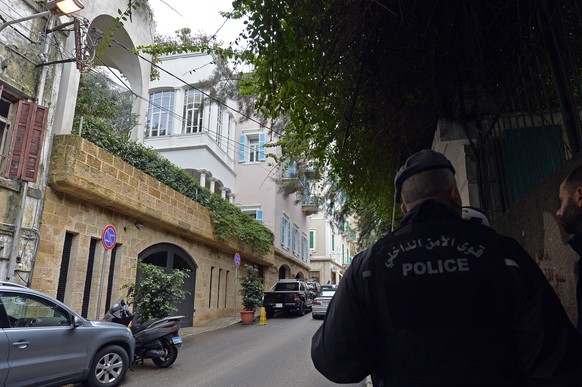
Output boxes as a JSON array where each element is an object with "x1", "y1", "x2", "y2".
[
  {"x1": 295, "y1": 271, "x2": 305, "y2": 280},
  {"x1": 138, "y1": 244, "x2": 197, "y2": 327},
  {"x1": 278, "y1": 265, "x2": 288, "y2": 279}
]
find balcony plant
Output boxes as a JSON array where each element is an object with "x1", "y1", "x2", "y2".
[{"x1": 239, "y1": 264, "x2": 264, "y2": 325}]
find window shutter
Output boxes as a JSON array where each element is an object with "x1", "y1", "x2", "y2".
[
  {"x1": 256, "y1": 209, "x2": 264, "y2": 223},
  {"x1": 281, "y1": 215, "x2": 286, "y2": 246},
  {"x1": 238, "y1": 134, "x2": 246, "y2": 163},
  {"x1": 258, "y1": 132, "x2": 266, "y2": 161},
  {"x1": 5, "y1": 101, "x2": 47, "y2": 181}
]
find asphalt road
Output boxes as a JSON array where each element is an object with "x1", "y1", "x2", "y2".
[{"x1": 120, "y1": 312, "x2": 366, "y2": 387}]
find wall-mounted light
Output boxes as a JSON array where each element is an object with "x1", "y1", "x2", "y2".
[
  {"x1": 47, "y1": 0, "x2": 84, "y2": 15},
  {"x1": 0, "y1": 0, "x2": 84, "y2": 33},
  {"x1": 134, "y1": 222, "x2": 145, "y2": 230}
]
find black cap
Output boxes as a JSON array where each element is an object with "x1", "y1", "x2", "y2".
[{"x1": 394, "y1": 149, "x2": 455, "y2": 201}]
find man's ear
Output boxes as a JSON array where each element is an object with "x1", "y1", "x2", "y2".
[
  {"x1": 448, "y1": 185, "x2": 462, "y2": 213},
  {"x1": 575, "y1": 186, "x2": 582, "y2": 207},
  {"x1": 401, "y1": 202, "x2": 408, "y2": 214}
]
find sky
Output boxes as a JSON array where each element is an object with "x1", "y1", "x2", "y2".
[{"x1": 148, "y1": 0, "x2": 246, "y2": 47}]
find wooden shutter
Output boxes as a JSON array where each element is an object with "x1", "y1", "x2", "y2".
[{"x1": 4, "y1": 100, "x2": 47, "y2": 181}]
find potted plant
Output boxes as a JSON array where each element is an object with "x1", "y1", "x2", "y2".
[{"x1": 239, "y1": 264, "x2": 264, "y2": 325}]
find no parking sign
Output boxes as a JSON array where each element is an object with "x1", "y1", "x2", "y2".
[
  {"x1": 102, "y1": 224, "x2": 117, "y2": 250},
  {"x1": 234, "y1": 252, "x2": 241, "y2": 267}
]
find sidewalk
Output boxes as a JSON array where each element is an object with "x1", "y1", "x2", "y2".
[{"x1": 179, "y1": 316, "x2": 241, "y2": 337}]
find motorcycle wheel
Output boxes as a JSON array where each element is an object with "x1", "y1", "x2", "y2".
[
  {"x1": 152, "y1": 340, "x2": 178, "y2": 368},
  {"x1": 85, "y1": 345, "x2": 129, "y2": 387}
]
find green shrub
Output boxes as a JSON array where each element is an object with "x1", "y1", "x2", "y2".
[
  {"x1": 125, "y1": 262, "x2": 189, "y2": 323},
  {"x1": 239, "y1": 264, "x2": 264, "y2": 311},
  {"x1": 76, "y1": 124, "x2": 273, "y2": 254}
]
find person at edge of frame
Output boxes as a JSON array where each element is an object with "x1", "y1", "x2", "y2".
[
  {"x1": 557, "y1": 164, "x2": 582, "y2": 336},
  {"x1": 312, "y1": 149, "x2": 582, "y2": 386}
]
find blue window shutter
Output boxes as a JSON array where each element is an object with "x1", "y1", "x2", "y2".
[
  {"x1": 281, "y1": 215, "x2": 285, "y2": 246},
  {"x1": 258, "y1": 132, "x2": 266, "y2": 161},
  {"x1": 256, "y1": 210, "x2": 264, "y2": 223},
  {"x1": 238, "y1": 134, "x2": 246, "y2": 163}
]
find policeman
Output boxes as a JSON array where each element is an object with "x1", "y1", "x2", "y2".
[
  {"x1": 312, "y1": 149, "x2": 582, "y2": 386},
  {"x1": 556, "y1": 164, "x2": 582, "y2": 335}
]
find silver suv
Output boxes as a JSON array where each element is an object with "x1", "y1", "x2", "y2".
[{"x1": 0, "y1": 281, "x2": 135, "y2": 387}]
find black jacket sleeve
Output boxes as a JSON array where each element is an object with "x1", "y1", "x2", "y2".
[
  {"x1": 311, "y1": 249, "x2": 375, "y2": 383},
  {"x1": 506, "y1": 237, "x2": 582, "y2": 385}
]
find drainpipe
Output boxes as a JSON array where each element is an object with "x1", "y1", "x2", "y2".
[{"x1": 7, "y1": 15, "x2": 55, "y2": 282}]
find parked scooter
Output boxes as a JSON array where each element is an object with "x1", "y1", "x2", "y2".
[{"x1": 104, "y1": 299, "x2": 184, "y2": 368}]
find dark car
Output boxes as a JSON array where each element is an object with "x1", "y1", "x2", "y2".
[
  {"x1": 312, "y1": 288, "x2": 337, "y2": 319},
  {"x1": 306, "y1": 281, "x2": 321, "y2": 298},
  {"x1": 0, "y1": 281, "x2": 135, "y2": 387},
  {"x1": 263, "y1": 279, "x2": 314, "y2": 317}
]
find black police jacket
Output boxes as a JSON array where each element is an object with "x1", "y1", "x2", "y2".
[
  {"x1": 567, "y1": 232, "x2": 582, "y2": 336},
  {"x1": 311, "y1": 200, "x2": 582, "y2": 386}
]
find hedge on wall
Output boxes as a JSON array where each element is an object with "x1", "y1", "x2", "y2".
[{"x1": 75, "y1": 120, "x2": 274, "y2": 255}]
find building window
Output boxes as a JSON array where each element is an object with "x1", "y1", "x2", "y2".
[
  {"x1": 227, "y1": 115, "x2": 233, "y2": 154},
  {"x1": 147, "y1": 90, "x2": 174, "y2": 136},
  {"x1": 183, "y1": 89, "x2": 204, "y2": 133},
  {"x1": 0, "y1": 86, "x2": 47, "y2": 181},
  {"x1": 309, "y1": 230, "x2": 316, "y2": 251},
  {"x1": 216, "y1": 105, "x2": 223, "y2": 146},
  {"x1": 281, "y1": 213, "x2": 290, "y2": 250},
  {"x1": 332, "y1": 234, "x2": 335, "y2": 252},
  {"x1": 292, "y1": 224, "x2": 300, "y2": 256},
  {"x1": 302, "y1": 233, "x2": 309, "y2": 262},
  {"x1": 241, "y1": 206, "x2": 264, "y2": 223},
  {"x1": 239, "y1": 132, "x2": 266, "y2": 163}
]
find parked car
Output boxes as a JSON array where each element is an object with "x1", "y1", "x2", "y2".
[
  {"x1": 312, "y1": 288, "x2": 337, "y2": 319},
  {"x1": 306, "y1": 281, "x2": 321, "y2": 299},
  {"x1": 0, "y1": 281, "x2": 135, "y2": 387},
  {"x1": 321, "y1": 283, "x2": 338, "y2": 291},
  {"x1": 263, "y1": 279, "x2": 314, "y2": 318}
]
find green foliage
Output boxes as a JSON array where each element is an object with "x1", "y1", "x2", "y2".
[
  {"x1": 225, "y1": 0, "x2": 569, "y2": 242},
  {"x1": 239, "y1": 264, "x2": 264, "y2": 311},
  {"x1": 208, "y1": 197, "x2": 273, "y2": 255},
  {"x1": 125, "y1": 262, "x2": 189, "y2": 323},
  {"x1": 75, "y1": 121, "x2": 273, "y2": 255},
  {"x1": 74, "y1": 72, "x2": 137, "y2": 138}
]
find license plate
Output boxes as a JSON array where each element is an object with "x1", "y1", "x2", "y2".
[
  {"x1": 172, "y1": 336, "x2": 182, "y2": 345},
  {"x1": 275, "y1": 303, "x2": 283, "y2": 308}
]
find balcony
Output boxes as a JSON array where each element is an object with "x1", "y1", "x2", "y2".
[{"x1": 302, "y1": 195, "x2": 319, "y2": 215}]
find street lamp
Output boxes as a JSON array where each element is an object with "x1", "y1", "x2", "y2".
[{"x1": 0, "y1": 0, "x2": 84, "y2": 33}]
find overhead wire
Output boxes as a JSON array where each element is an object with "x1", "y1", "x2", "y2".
[
  {"x1": 89, "y1": 58, "x2": 245, "y2": 153},
  {"x1": 0, "y1": 4, "x2": 281, "y2": 173},
  {"x1": 107, "y1": 37, "x2": 284, "y2": 138}
]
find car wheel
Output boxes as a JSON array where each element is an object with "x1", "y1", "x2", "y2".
[
  {"x1": 297, "y1": 302, "x2": 305, "y2": 316},
  {"x1": 85, "y1": 345, "x2": 129, "y2": 387},
  {"x1": 152, "y1": 339, "x2": 178, "y2": 368}
]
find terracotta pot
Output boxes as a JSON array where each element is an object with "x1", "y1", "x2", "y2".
[{"x1": 240, "y1": 310, "x2": 255, "y2": 325}]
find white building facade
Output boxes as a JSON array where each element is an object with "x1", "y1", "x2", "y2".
[
  {"x1": 144, "y1": 53, "x2": 237, "y2": 201},
  {"x1": 145, "y1": 53, "x2": 313, "y2": 283}
]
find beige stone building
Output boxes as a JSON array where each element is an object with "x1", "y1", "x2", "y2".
[{"x1": 34, "y1": 135, "x2": 309, "y2": 327}]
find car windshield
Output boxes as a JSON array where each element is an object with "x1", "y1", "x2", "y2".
[
  {"x1": 316, "y1": 290, "x2": 336, "y2": 298},
  {"x1": 274, "y1": 282, "x2": 299, "y2": 291}
]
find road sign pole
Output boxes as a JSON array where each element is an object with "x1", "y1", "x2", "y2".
[
  {"x1": 233, "y1": 252, "x2": 241, "y2": 319},
  {"x1": 97, "y1": 225, "x2": 117, "y2": 320},
  {"x1": 234, "y1": 266, "x2": 238, "y2": 319},
  {"x1": 96, "y1": 249, "x2": 108, "y2": 319}
]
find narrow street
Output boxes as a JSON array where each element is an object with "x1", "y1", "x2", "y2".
[{"x1": 121, "y1": 313, "x2": 366, "y2": 387}]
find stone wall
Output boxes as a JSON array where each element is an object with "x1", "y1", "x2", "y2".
[
  {"x1": 493, "y1": 151, "x2": 582, "y2": 324},
  {"x1": 33, "y1": 135, "x2": 294, "y2": 325}
]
